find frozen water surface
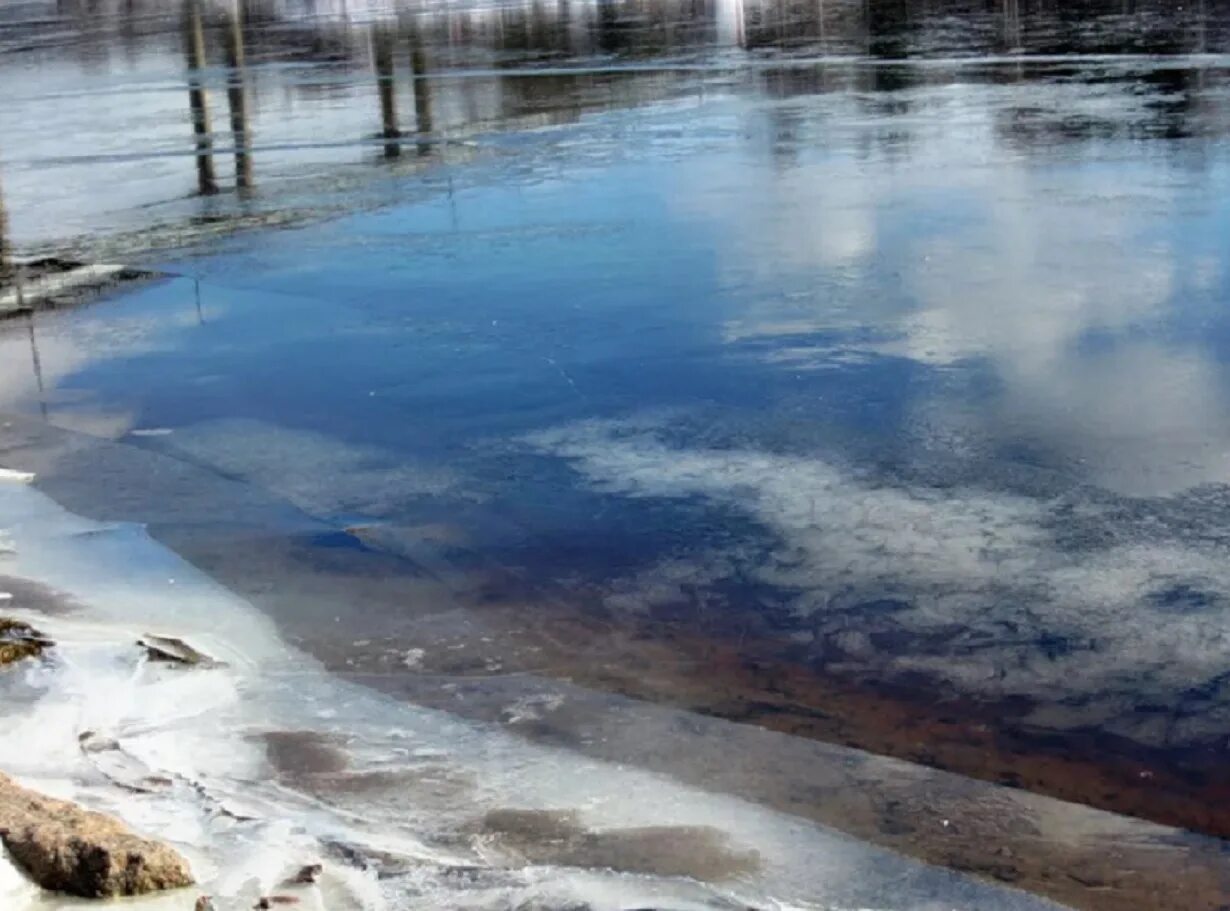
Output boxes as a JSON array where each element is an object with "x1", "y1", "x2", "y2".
[{"x1": 3, "y1": 1, "x2": 1230, "y2": 909}]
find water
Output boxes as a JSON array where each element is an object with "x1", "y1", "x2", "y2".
[
  {"x1": 1, "y1": 477, "x2": 1081, "y2": 911},
  {"x1": 3, "y1": 1, "x2": 1230, "y2": 909}
]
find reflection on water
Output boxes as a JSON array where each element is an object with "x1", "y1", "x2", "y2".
[
  {"x1": 183, "y1": 0, "x2": 219, "y2": 195},
  {"x1": 4, "y1": 2, "x2": 1230, "y2": 909},
  {"x1": 411, "y1": 21, "x2": 433, "y2": 156},
  {"x1": 0, "y1": 164, "x2": 10, "y2": 281},
  {"x1": 372, "y1": 25, "x2": 402, "y2": 159},
  {"x1": 223, "y1": 1, "x2": 254, "y2": 190},
  {"x1": 1, "y1": 0, "x2": 1229, "y2": 252}
]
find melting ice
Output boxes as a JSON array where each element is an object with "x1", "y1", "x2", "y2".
[{"x1": 0, "y1": 474, "x2": 1067, "y2": 911}]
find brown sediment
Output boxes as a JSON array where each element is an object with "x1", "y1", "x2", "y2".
[
  {"x1": 350, "y1": 593, "x2": 1230, "y2": 841},
  {"x1": 580, "y1": 623, "x2": 1230, "y2": 837},
  {"x1": 474, "y1": 593, "x2": 1230, "y2": 844},
  {"x1": 474, "y1": 808, "x2": 762, "y2": 882},
  {"x1": 302, "y1": 765, "x2": 479, "y2": 813},
  {"x1": 327, "y1": 598, "x2": 1230, "y2": 911},
  {"x1": 260, "y1": 730, "x2": 350, "y2": 779},
  {"x1": 0, "y1": 574, "x2": 81, "y2": 616}
]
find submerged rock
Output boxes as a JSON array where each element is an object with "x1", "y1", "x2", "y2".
[
  {"x1": 286, "y1": 864, "x2": 323, "y2": 885},
  {"x1": 137, "y1": 634, "x2": 222, "y2": 668},
  {"x1": 0, "y1": 618, "x2": 53, "y2": 667},
  {"x1": 320, "y1": 837, "x2": 420, "y2": 879},
  {"x1": 0, "y1": 772, "x2": 194, "y2": 897},
  {"x1": 78, "y1": 731, "x2": 173, "y2": 795}
]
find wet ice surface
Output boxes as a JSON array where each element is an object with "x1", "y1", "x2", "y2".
[
  {"x1": 0, "y1": 478, "x2": 1078, "y2": 911},
  {"x1": 5, "y1": 1, "x2": 1230, "y2": 909}
]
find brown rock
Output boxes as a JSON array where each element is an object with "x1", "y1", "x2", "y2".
[
  {"x1": 0, "y1": 618, "x2": 53, "y2": 667},
  {"x1": 0, "y1": 772, "x2": 194, "y2": 897},
  {"x1": 287, "y1": 863, "x2": 322, "y2": 884}
]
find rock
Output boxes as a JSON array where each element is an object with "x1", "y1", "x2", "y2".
[
  {"x1": 286, "y1": 864, "x2": 322, "y2": 885},
  {"x1": 0, "y1": 772, "x2": 194, "y2": 897},
  {"x1": 0, "y1": 618, "x2": 53, "y2": 667},
  {"x1": 196, "y1": 898, "x2": 217, "y2": 911},
  {"x1": 78, "y1": 731, "x2": 170, "y2": 795},
  {"x1": 321, "y1": 837, "x2": 422, "y2": 878},
  {"x1": 137, "y1": 634, "x2": 222, "y2": 668}
]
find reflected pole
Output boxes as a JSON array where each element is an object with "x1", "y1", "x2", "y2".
[
  {"x1": 1002, "y1": 0, "x2": 1021, "y2": 51},
  {"x1": 224, "y1": 0, "x2": 253, "y2": 190},
  {"x1": 372, "y1": 27, "x2": 401, "y2": 159},
  {"x1": 410, "y1": 25, "x2": 433, "y2": 156},
  {"x1": 0, "y1": 161, "x2": 11, "y2": 283},
  {"x1": 27, "y1": 315, "x2": 48, "y2": 421},
  {"x1": 184, "y1": 0, "x2": 219, "y2": 195}
]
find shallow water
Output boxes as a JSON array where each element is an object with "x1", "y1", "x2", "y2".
[
  {"x1": 0, "y1": 472, "x2": 1096, "y2": 911},
  {"x1": 4, "y1": 1, "x2": 1230, "y2": 909}
]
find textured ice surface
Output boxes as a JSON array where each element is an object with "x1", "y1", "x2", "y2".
[{"x1": 0, "y1": 476, "x2": 1068, "y2": 910}]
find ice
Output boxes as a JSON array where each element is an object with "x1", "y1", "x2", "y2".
[{"x1": 0, "y1": 477, "x2": 1067, "y2": 911}]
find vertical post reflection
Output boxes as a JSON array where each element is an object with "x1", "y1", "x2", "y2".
[
  {"x1": 372, "y1": 27, "x2": 401, "y2": 159},
  {"x1": 27, "y1": 315, "x2": 48, "y2": 422},
  {"x1": 0, "y1": 161, "x2": 11, "y2": 284},
  {"x1": 716, "y1": 0, "x2": 746, "y2": 48},
  {"x1": 184, "y1": 0, "x2": 219, "y2": 195},
  {"x1": 1002, "y1": 0, "x2": 1021, "y2": 52},
  {"x1": 409, "y1": 24, "x2": 433, "y2": 157},
  {"x1": 224, "y1": 0, "x2": 253, "y2": 191},
  {"x1": 556, "y1": 0, "x2": 574, "y2": 55}
]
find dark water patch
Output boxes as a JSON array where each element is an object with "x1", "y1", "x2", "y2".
[
  {"x1": 260, "y1": 729, "x2": 351, "y2": 778},
  {"x1": 306, "y1": 530, "x2": 373, "y2": 553},
  {"x1": 1148, "y1": 582, "x2": 1222, "y2": 614},
  {"x1": 304, "y1": 766, "x2": 480, "y2": 815},
  {"x1": 0, "y1": 574, "x2": 83, "y2": 617}
]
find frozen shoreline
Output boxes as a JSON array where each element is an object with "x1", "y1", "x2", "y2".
[{"x1": 0, "y1": 471, "x2": 1075, "y2": 911}]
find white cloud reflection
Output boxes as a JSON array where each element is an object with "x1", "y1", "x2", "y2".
[
  {"x1": 530, "y1": 418, "x2": 1230, "y2": 745},
  {"x1": 681, "y1": 79, "x2": 1230, "y2": 496}
]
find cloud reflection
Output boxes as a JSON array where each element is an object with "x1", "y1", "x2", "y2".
[
  {"x1": 530, "y1": 417, "x2": 1230, "y2": 746},
  {"x1": 685, "y1": 76, "x2": 1230, "y2": 496}
]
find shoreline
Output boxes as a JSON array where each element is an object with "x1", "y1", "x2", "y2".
[
  {"x1": 0, "y1": 469, "x2": 1080, "y2": 911},
  {"x1": 327, "y1": 607, "x2": 1230, "y2": 911},
  {"x1": 2, "y1": 412, "x2": 1229, "y2": 910}
]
